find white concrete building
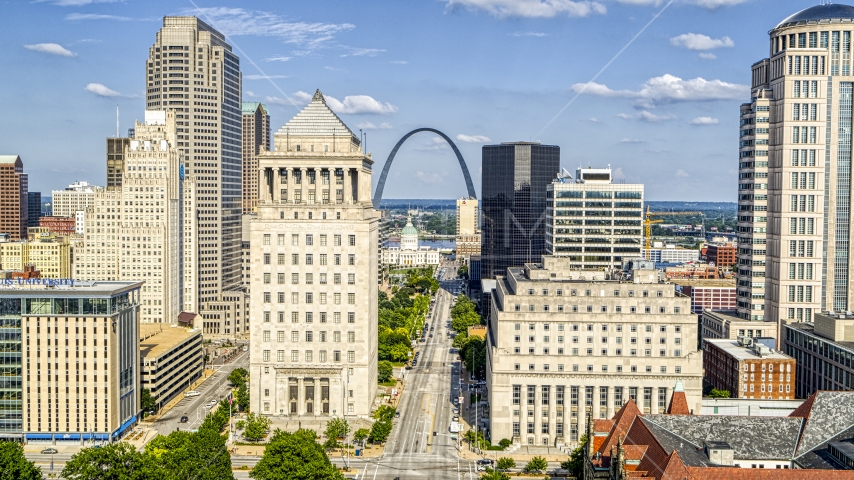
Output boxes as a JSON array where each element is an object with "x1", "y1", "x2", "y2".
[
  {"x1": 643, "y1": 245, "x2": 700, "y2": 264},
  {"x1": 486, "y1": 256, "x2": 703, "y2": 448},
  {"x1": 381, "y1": 215, "x2": 441, "y2": 267},
  {"x1": 51, "y1": 181, "x2": 100, "y2": 224},
  {"x1": 249, "y1": 90, "x2": 379, "y2": 418},
  {"x1": 546, "y1": 166, "x2": 644, "y2": 271},
  {"x1": 75, "y1": 111, "x2": 187, "y2": 325}
]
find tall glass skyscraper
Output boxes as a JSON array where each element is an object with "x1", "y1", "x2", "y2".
[{"x1": 481, "y1": 142, "x2": 560, "y2": 279}]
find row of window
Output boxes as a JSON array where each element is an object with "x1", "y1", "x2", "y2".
[
  {"x1": 789, "y1": 217, "x2": 816, "y2": 236},
  {"x1": 789, "y1": 240, "x2": 815, "y2": 257},
  {"x1": 261, "y1": 292, "x2": 357, "y2": 305},
  {"x1": 792, "y1": 80, "x2": 818, "y2": 99},
  {"x1": 262, "y1": 272, "x2": 355, "y2": 284},
  {"x1": 262, "y1": 253, "x2": 356, "y2": 266},
  {"x1": 260, "y1": 330, "x2": 356, "y2": 343},
  {"x1": 261, "y1": 311, "x2": 356, "y2": 324},
  {"x1": 512, "y1": 362, "x2": 683, "y2": 373},
  {"x1": 515, "y1": 335, "x2": 682, "y2": 345},
  {"x1": 787, "y1": 285, "x2": 815, "y2": 303},
  {"x1": 521, "y1": 288, "x2": 667, "y2": 297},
  {"x1": 743, "y1": 383, "x2": 790, "y2": 394},
  {"x1": 262, "y1": 233, "x2": 356, "y2": 247},
  {"x1": 260, "y1": 349, "x2": 355, "y2": 363},
  {"x1": 790, "y1": 194, "x2": 816, "y2": 212},
  {"x1": 514, "y1": 304, "x2": 682, "y2": 315},
  {"x1": 513, "y1": 323, "x2": 683, "y2": 333}
]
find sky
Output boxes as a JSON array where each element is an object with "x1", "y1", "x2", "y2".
[{"x1": 0, "y1": 0, "x2": 819, "y2": 201}]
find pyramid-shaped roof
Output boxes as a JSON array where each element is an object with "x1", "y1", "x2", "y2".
[{"x1": 276, "y1": 89, "x2": 358, "y2": 141}]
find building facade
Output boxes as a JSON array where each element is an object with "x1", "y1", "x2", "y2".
[
  {"x1": 38, "y1": 216, "x2": 76, "y2": 237},
  {"x1": 140, "y1": 324, "x2": 203, "y2": 409},
  {"x1": 381, "y1": 215, "x2": 441, "y2": 267},
  {"x1": 701, "y1": 310, "x2": 777, "y2": 343},
  {"x1": 0, "y1": 155, "x2": 28, "y2": 241},
  {"x1": 242, "y1": 102, "x2": 270, "y2": 214},
  {"x1": 643, "y1": 245, "x2": 700, "y2": 264},
  {"x1": 107, "y1": 138, "x2": 131, "y2": 191},
  {"x1": 249, "y1": 90, "x2": 379, "y2": 419},
  {"x1": 74, "y1": 111, "x2": 185, "y2": 325},
  {"x1": 703, "y1": 338, "x2": 796, "y2": 399},
  {"x1": 27, "y1": 192, "x2": 41, "y2": 227},
  {"x1": 705, "y1": 243, "x2": 737, "y2": 267},
  {"x1": 672, "y1": 279, "x2": 737, "y2": 313},
  {"x1": 145, "y1": 16, "x2": 244, "y2": 319},
  {"x1": 545, "y1": 167, "x2": 644, "y2": 271},
  {"x1": 785, "y1": 311, "x2": 854, "y2": 398},
  {"x1": 481, "y1": 142, "x2": 559, "y2": 279},
  {"x1": 0, "y1": 281, "x2": 142, "y2": 443},
  {"x1": 0, "y1": 232, "x2": 71, "y2": 278},
  {"x1": 50, "y1": 181, "x2": 98, "y2": 219},
  {"x1": 486, "y1": 256, "x2": 703, "y2": 448},
  {"x1": 456, "y1": 198, "x2": 480, "y2": 264}
]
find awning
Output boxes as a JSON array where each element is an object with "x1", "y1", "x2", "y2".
[{"x1": 25, "y1": 434, "x2": 53, "y2": 440}]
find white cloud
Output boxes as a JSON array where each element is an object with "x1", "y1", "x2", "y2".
[
  {"x1": 509, "y1": 32, "x2": 548, "y2": 37},
  {"x1": 444, "y1": 0, "x2": 606, "y2": 18},
  {"x1": 185, "y1": 7, "x2": 354, "y2": 49},
  {"x1": 264, "y1": 96, "x2": 293, "y2": 106},
  {"x1": 390, "y1": 60, "x2": 409, "y2": 65},
  {"x1": 36, "y1": 0, "x2": 118, "y2": 5},
  {"x1": 612, "y1": 167, "x2": 626, "y2": 180},
  {"x1": 588, "y1": 117, "x2": 600, "y2": 123},
  {"x1": 418, "y1": 137, "x2": 452, "y2": 152},
  {"x1": 617, "y1": 111, "x2": 676, "y2": 122},
  {"x1": 620, "y1": 138, "x2": 645, "y2": 144},
  {"x1": 244, "y1": 74, "x2": 290, "y2": 80},
  {"x1": 572, "y1": 74, "x2": 748, "y2": 107},
  {"x1": 289, "y1": 90, "x2": 398, "y2": 115},
  {"x1": 415, "y1": 171, "x2": 447, "y2": 184},
  {"x1": 84, "y1": 83, "x2": 121, "y2": 97},
  {"x1": 691, "y1": 0, "x2": 746, "y2": 9},
  {"x1": 324, "y1": 66, "x2": 347, "y2": 72},
  {"x1": 690, "y1": 116, "x2": 719, "y2": 125},
  {"x1": 341, "y1": 47, "x2": 385, "y2": 57},
  {"x1": 699, "y1": 52, "x2": 717, "y2": 60},
  {"x1": 24, "y1": 43, "x2": 77, "y2": 57},
  {"x1": 244, "y1": 91, "x2": 257, "y2": 98},
  {"x1": 65, "y1": 13, "x2": 131, "y2": 21},
  {"x1": 357, "y1": 122, "x2": 393, "y2": 130},
  {"x1": 456, "y1": 134, "x2": 491, "y2": 143},
  {"x1": 676, "y1": 169, "x2": 690, "y2": 177},
  {"x1": 265, "y1": 55, "x2": 291, "y2": 62},
  {"x1": 669, "y1": 33, "x2": 734, "y2": 51}
]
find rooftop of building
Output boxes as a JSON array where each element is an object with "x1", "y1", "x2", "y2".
[
  {"x1": 0, "y1": 280, "x2": 142, "y2": 297},
  {"x1": 140, "y1": 324, "x2": 200, "y2": 360},
  {"x1": 701, "y1": 309, "x2": 769, "y2": 323},
  {"x1": 776, "y1": 4, "x2": 854, "y2": 30},
  {"x1": 705, "y1": 338, "x2": 792, "y2": 361},
  {"x1": 787, "y1": 321, "x2": 854, "y2": 351},
  {"x1": 242, "y1": 102, "x2": 268, "y2": 116},
  {"x1": 274, "y1": 89, "x2": 358, "y2": 143},
  {"x1": 671, "y1": 278, "x2": 736, "y2": 287},
  {"x1": 0, "y1": 155, "x2": 21, "y2": 164}
]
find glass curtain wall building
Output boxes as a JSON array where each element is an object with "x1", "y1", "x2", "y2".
[{"x1": 481, "y1": 142, "x2": 560, "y2": 279}]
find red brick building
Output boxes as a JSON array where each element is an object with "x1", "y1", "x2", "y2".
[
  {"x1": 706, "y1": 243, "x2": 737, "y2": 268},
  {"x1": 38, "y1": 216, "x2": 76, "y2": 237},
  {"x1": 10, "y1": 264, "x2": 40, "y2": 279},
  {"x1": 0, "y1": 155, "x2": 28, "y2": 241},
  {"x1": 673, "y1": 279, "x2": 737, "y2": 313},
  {"x1": 704, "y1": 338, "x2": 796, "y2": 399}
]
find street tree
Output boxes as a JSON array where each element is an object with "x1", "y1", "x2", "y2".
[
  {"x1": 496, "y1": 457, "x2": 516, "y2": 471},
  {"x1": 250, "y1": 429, "x2": 344, "y2": 480},
  {"x1": 0, "y1": 442, "x2": 41, "y2": 480},
  {"x1": 378, "y1": 360, "x2": 394, "y2": 383},
  {"x1": 141, "y1": 388, "x2": 157, "y2": 415},
  {"x1": 145, "y1": 428, "x2": 235, "y2": 480},
  {"x1": 243, "y1": 413, "x2": 272, "y2": 442},
  {"x1": 323, "y1": 418, "x2": 350, "y2": 449},
  {"x1": 228, "y1": 368, "x2": 248, "y2": 386},
  {"x1": 479, "y1": 468, "x2": 510, "y2": 480},
  {"x1": 61, "y1": 443, "x2": 147, "y2": 480},
  {"x1": 524, "y1": 456, "x2": 548, "y2": 474},
  {"x1": 561, "y1": 434, "x2": 588, "y2": 478},
  {"x1": 368, "y1": 419, "x2": 392, "y2": 444},
  {"x1": 353, "y1": 428, "x2": 370, "y2": 447}
]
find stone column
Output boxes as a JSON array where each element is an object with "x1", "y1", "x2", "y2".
[
  {"x1": 297, "y1": 377, "x2": 304, "y2": 416},
  {"x1": 607, "y1": 385, "x2": 616, "y2": 418},
  {"x1": 299, "y1": 167, "x2": 307, "y2": 204},
  {"x1": 665, "y1": 386, "x2": 673, "y2": 413},
  {"x1": 285, "y1": 167, "x2": 293, "y2": 203},
  {"x1": 592, "y1": 386, "x2": 601, "y2": 420},
  {"x1": 272, "y1": 168, "x2": 281, "y2": 202},
  {"x1": 344, "y1": 168, "x2": 353, "y2": 204},
  {"x1": 258, "y1": 168, "x2": 267, "y2": 203}
]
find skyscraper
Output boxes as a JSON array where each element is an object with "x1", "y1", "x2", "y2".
[
  {"x1": 249, "y1": 90, "x2": 379, "y2": 418},
  {"x1": 481, "y1": 142, "x2": 559, "y2": 279},
  {"x1": 27, "y1": 192, "x2": 41, "y2": 227},
  {"x1": 545, "y1": 166, "x2": 644, "y2": 270},
  {"x1": 107, "y1": 137, "x2": 131, "y2": 190},
  {"x1": 739, "y1": 4, "x2": 854, "y2": 333},
  {"x1": 0, "y1": 155, "x2": 28, "y2": 241},
  {"x1": 242, "y1": 102, "x2": 270, "y2": 214},
  {"x1": 455, "y1": 197, "x2": 480, "y2": 265},
  {"x1": 75, "y1": 111, "x2": 185, "y2": 325},
  {"x1": 145, "y1": 16, "x2": 242, "y2": 314}
]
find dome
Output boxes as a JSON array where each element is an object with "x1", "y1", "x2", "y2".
[
  {"x1": 776, "y1": 4, "x2": 854, "y2": 30},
  {"x1": 401, "y1": 215, "x2": 418, "y2": 235}
]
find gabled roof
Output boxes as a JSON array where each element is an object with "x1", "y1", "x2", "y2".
[
  {"x1": 666, "y1": 391, "x2": 690, "y2": 415},
  {"x1": 659, "y1": 451, "x2": 691, "y2": 480},
  {"x1": 791, "y1": 391, "x2": 854, "y2": 456},
  {"x1": 597, "y1": 398, "x2": 642, "y2": 457},
  {"x1": 275, "y1": 89, "x2": 357, "y2": 140}
]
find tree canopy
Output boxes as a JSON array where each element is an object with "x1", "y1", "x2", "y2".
[
  {"x1": 0, "y1": 442, "x2": 41, "y2": 480},
  {"x1": 250, "y1": 429, "x2": 344, "y2": 480}
]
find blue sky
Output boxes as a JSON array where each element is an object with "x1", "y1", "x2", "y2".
[{"x1": 0, "y1": 0, "x2": 815, "y2": 201}]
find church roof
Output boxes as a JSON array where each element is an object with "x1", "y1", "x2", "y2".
[{"x1": 275, "y1": 90, "x2": 358, "y2": 142}]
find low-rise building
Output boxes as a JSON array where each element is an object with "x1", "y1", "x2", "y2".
[
  {"x1": 381, "y1": 215, "x2": 441, "y2": 267},
  {"x1": 0, "y1": 232, "x2": 71, "y2": 278},
  {"x1": 586, "y1": 390, "x2": 854, "y2": 477},
  {"x1": 0, "y1": 280, "x2": 142, "y2": 443},
  {"x1": 701, "y1": 310, "x2": 776, "y2": 343},
  {"x1": 38, "y1": 216, "x2": 76, "y2": 237},
  {"x1": 703, "y1": 338, "x2": 796, "y2": 399},
  {"x1": 643, "y1": 245, "x2": 700, "y2": 263},
  {"x1": 140, "y1": 324, "x2": 204, "y2": 410},
  {"x1": 705, "y1": 242, "x2": 737, "y2": 268},
  {"x1": 785, "y1": 311, "x2": 854, "y2": 399},
  {"x1": 487, "y1": 256, "x2": 703, "y2": 449},
  {"x1": 672, "y1": 279, "x2": 736, "y2": 313},
  {"x1": 701, "y1": 397, "x2": 803, "y2": 416},
  {"x1": 456, "y1": 233, "x2": 481, "y2": 265}
]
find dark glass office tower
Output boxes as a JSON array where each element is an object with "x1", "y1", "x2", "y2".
[{"x1": 481, "y1": 142, "x2": 560, "y2": 279}]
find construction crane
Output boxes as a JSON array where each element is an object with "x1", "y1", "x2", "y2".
[{"x1": 644, "y1": 205, "x2": 704, "y2": 249}]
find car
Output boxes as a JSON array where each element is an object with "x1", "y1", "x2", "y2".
[
  {"x1": 180, "y1": 415, "x2": 189, "y2": 423},
  {"x1": 394, "y1": 411, "x2": 400, "y2": 418},
  {"x1": 430, "y1": 326, "x2": 434, "y2": 331},
  {"x1": 184, "y1": 390, "x2": 200, "y2": 398},
  {"x1": 429, "y1": 334, "x2": 433, "y2": 338},
  {"x1": 41, "y1": 448, "x2": 58, "y2": 454},
  {"x1": 477, "y1": 459, "x2": 494, "y2": 466},
  {"x1": 452, "y1": 415, "x2": 459, "y2": 422},
  {"x1": 475, "y1": 465, "x2": 486, "y2": 472}
]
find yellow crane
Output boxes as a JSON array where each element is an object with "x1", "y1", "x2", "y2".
[{"x1": 644, "y1": 205, "x2": 704, "y2": 249}]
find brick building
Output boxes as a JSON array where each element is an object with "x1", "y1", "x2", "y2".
[
  {"x1": 705, "y1": 243, "x2": 737, "y2": 268},
  {"x1": 672, "y1": 279, "x2": 737, "y2": 314},
  {"x1": 703, "y1": 338, "x2": 795, "y2": 399},
  {"x1": 0, "y1": 155, "x2": 28, "y2": 241},
  {"x1": 38, "y1": 216, "x2": 76, "y2": 237}
]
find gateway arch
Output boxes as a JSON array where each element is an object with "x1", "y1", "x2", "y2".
[{"x1": 372, "y1": 128, "x2": 477, "y2": 209}]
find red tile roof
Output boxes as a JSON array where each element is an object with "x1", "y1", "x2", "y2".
[
  {"x1": 666, "y1": 391, "x2": 690, "y2": 415},
  {"x1": 597, "y1": 398, "x2": 643, "y2": 457}
]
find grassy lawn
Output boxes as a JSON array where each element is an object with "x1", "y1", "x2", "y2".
[{"x1": 378, "y1": 380, "x2": 397, "y2": 387}]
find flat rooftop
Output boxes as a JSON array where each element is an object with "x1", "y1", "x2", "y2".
[
  {"x1": 787, "y1": 322, "x2": 854, "y2": 351},
  {"x1": 672, "y1": 279, "x2": 736, "y2": 287},
  {"x1": 702, "y1": 310, "x2": 769, "y2": 323},
  {"x1": 140, "y1": 324, "x2": 200, "y2": 360},
  {"x1": 0, "y1": 280, "x2": 143, "y2": 297},
  {"x1": 706, "y1": 339, "x2": 792, "y2": 360}
]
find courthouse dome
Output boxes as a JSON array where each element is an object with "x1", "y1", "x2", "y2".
[{"x1": 776, "y1": 4, "x2": 854, "y2": 29}]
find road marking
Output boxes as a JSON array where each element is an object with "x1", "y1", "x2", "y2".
[{"x1": 371, "y1": 462, "x2": 380, "y2": 480}]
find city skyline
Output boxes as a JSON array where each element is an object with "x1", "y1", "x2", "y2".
[{"x1": 1, "y1": 0, "x2": 818, "y2": 202}]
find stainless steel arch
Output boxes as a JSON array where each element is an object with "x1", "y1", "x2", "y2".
[{"x1": 372, "y1": 128, "x2": 477, "y2": 209}]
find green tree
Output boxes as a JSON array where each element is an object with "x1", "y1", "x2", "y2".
[
  {"x1": 228, "y1": 368, "x2": 248, "y2": 386},
  {"x1": 560, "y1": 434, "x2": 588, "y2": 478},
  {"x1": 378, "y1": 360, "x2": 394, "y2": 383},
  {"x1": 62, "y1": 443, "x2": 147, "y2": 480},
  {"x1": 708, "y1": 388, "x2": 731, "y2": 399},
  {"x1": 496, "y1": 457, "x2": 515, "y2": 471},
  {"x1": 353, "y1": 428, "x2": 370, "y2": 447},
  {"x1": 324, "y1": 418, "x2": 350, "y2": 449},
  {"x1": 498, "y1": 438, "x2": 512, "y2": 449},
  {"x1": 250, "y1": 429, "x2": 344, "y2": 480},
  {"x1": 457, "y1": 265, "x2": 469, "y2": 279},
  {"x1": 373, "y1": 405, "x2": 396, "y2": 422},
  {"x1": 243, "y1": 412, "x2": 272, "y2": 442},
  {"x1": 368, "y1": 420, "x2": 392, "y2": 444},
  {"x1": 524, "y1": 456, "x2": 548, "y2": 474},
  {"x1": 145, "y1": 428, "x2": 234, "y2": 480},
  {"x1": 479, "y1": 468, "x2": 511, "y2": 480},
  {"x1": 141, "y1": 388, "x2": 157, "y2": 415},
  {"x1": 0, "y1": 442, "x2": 41, "y2": 480},
  {"x1": 237, "y1": 382, "x2": 250, "y2": 412}
]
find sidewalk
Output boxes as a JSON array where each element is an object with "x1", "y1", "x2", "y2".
[{"x1": 142, "y1": 368, "x2": 216, "y2": 423}]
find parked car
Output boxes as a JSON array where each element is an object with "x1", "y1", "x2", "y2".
[
  {"x1": 477, "y1": 459, "x2": 494, "y2": 466},
  {"x1": 394, "y1": 411, "x2": 400, "y2": 418},
  {"x1": 180, "y1": 415, "x2": 189, "y2": 423},
  {"x1": 41, "y1": 448, "x2": 58, "y2": 454}
]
